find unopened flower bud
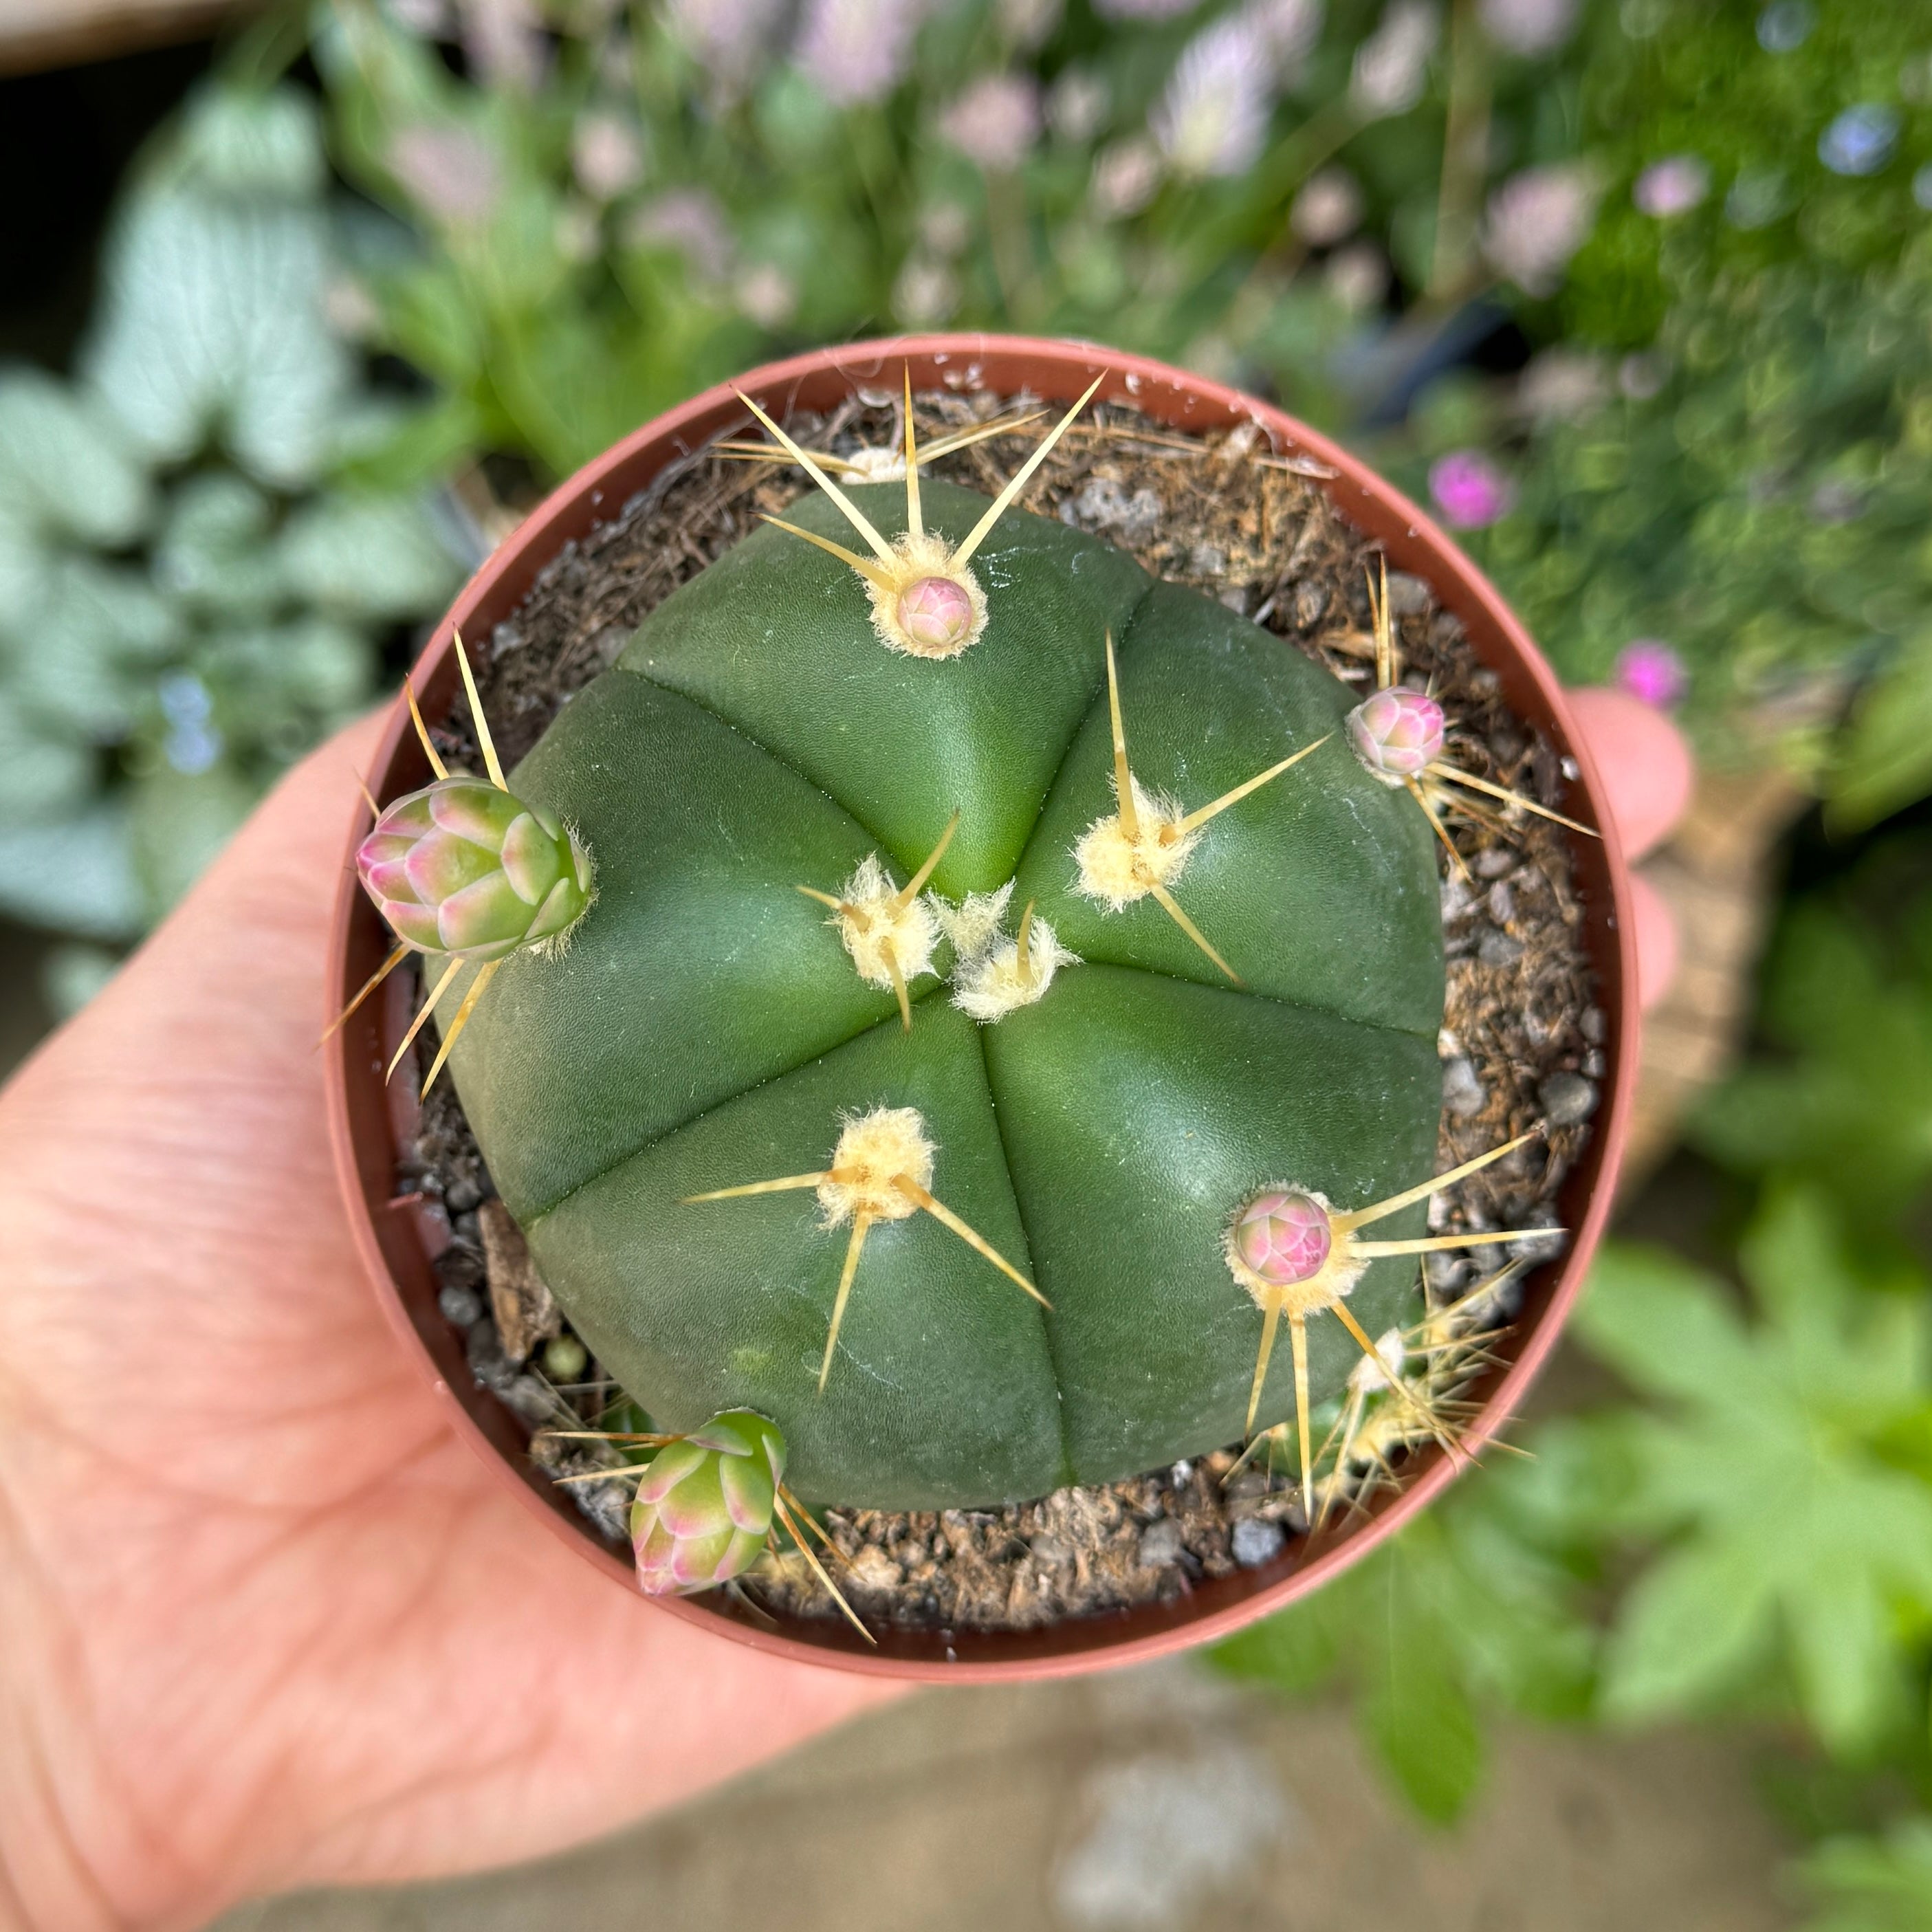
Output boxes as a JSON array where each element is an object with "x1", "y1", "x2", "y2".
[
  {"x1": 630, "y1": 1410, "x2": 786, "y2": 1594},
  {"x1": 358, "y1": 775, "x2": 593, "y2": 958},
  {"x1": 1347, "y1": 685, "x2": 1445, "y2": 781},
  {"x1": 1234, "y1": 1191, "x2": 1333, "y2": 1286}
]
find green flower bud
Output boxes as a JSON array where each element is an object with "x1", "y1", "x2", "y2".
[
  {"x1": 358, "y1": 775, "x2": 593, "y2": 960},
  {"x1": 630, "y1": 1410, "x2": 787, "y2": 1594}
]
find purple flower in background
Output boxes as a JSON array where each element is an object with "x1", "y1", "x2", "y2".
[
  {"x1": 1245, "y1": 0, "x2": 1325, "y2": 78},
  {"x1": 626, "y1": 188, "x2": 735, "y2": 283},
  {"x1": 1614, "y1": 641, "x2": 1688, "y2": 709},
  {"x1": 1153, "y1": 16, "x2": 1276, "y2": 180},
  {"x1": 1482, "y1": 163, "x2": 1598, "y2": 294},
  {"x1": 1634, "y1": 155, "x2": 1710, "y2": 217},
  {"x1": 1478, "y1": 0, "x2": 1577, "y2": 56},
  {"x1": 1350, "y1": 0, "x2": 1439, "y2": 118},
  {"x1": 940, "y1": 74, "x2": 1042, "y2": 171},
  {"x1": 1819, "y1": 104, "x2": 1900, "y2": 177},
  {"x1": 1090, "y1": 137, "x2": 1163, "y2": 216},
  {"x1": 667, "y1": 0, "x2": 788, "y2": 97},
  {"x1": 796, "y1": 0, "x2": 927, "y2": 105},
  {"x1": 572, "y1": 112, "x2": 646, "y2": 201},
  {"x1": 1429, "y1": 450, "x2": 1515, "y2": 529},
  {"x1": 389, "y1": 124, "x2": 503, "y2": 224}
]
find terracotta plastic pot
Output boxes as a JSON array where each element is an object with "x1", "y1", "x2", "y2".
[{"x1": 326, "y1": 334, "x2": 1637, "y2": 1682}]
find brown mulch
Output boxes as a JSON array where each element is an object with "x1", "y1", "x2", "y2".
[{"x1": 404, "y1": 387, "x2": 1601, "y2": 1634}]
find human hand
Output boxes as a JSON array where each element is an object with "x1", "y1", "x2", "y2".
[{"x1": 0, "y1": 688, "x2": 1689, "y2": 1932}]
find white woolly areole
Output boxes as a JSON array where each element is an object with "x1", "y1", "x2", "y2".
[
  {"x1": 1347, "y1": 1328, "x2": 1407, "y2": 1396},
  {"x1": 815, "y1": 1106, "x2": 934, "y2": 1226},
  {"x1": 1073, "y1": 776, "x2": 1202, "y2": 910},
  {"x1": 952, "y1": 916, "x2": 1079, "y2": 1022},
  {"x1": 1222, "y1": 1187, "x2": 1370, "y2": 1317},
  {"x1": 931, "y1": 881, "x2": 1014, "y2": 964},
  {"x1": 826, "y1": 853, "x2": 941, "y2": 989},
  {"x1": 862, "y1": 531, "x2": 987, "y2": 659}
]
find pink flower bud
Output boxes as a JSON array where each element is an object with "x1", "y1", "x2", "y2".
[
  {"x1": 358, "y1": 774, "x2": 593, "y2": 959},
  {"x1": 631, "y1": 1411, "x2": 786, "y2": 1594},
  {"x1": 1234, "y1": 1192, "x2": 1333, "y2": 1286},
  {"x1": 897, "y1": 575, "x2": 974, "y2": 653},
  {"x1": 1347, "y1": 685, "x2": 1445, "y2": 780}
]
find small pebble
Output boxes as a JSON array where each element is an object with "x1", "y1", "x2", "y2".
[
  {"x1": 1440, "y1": 875, "x2": 1476, "y2": 921},
  {"x1": 1218, "y1": 586, "x2": 1251, "y2": 613},
  {"x1": 445, "y1": 1175, "x2": 485, "y2": 1213},
  {"x1": 1231, "y1": 1518, "x2": 1287, "y2": 1568},
  {"x1": 1293, "y1": 580, "x2": 1329, "y2": 628},
  {"x1": 1478, "y1": 927, "x2": 1525, "y2": 968},
  {"x1": 1189, "y1": 542, "x2": 1228, "y2": 575},
  {"x1": 1170, "y1": 1460, "x2": 1194, "y2": 1486},
  {"x1": 1509, "y1": 1214, "x2": 1568, "y2": 1264},
  {"x1": 1475, "y1": 846, "x2": 1516, "y2": 879},
  {"x1": 1138, "y1": 1518, "x2": 1186, "y2": 1567},
  {"x1": 1485, "y1": 880, "x2": 1516, "y2": 924},
  {"x1": 1387, "y1": 571, "x2": 1431, "y2": 617},
  {"x1": 505, "y1": 1375, "x2": 555, "y2": 1425},
  {"x1": 1538, "y1": 1070, "x2": 1599, "y2": 1126},
  {"x1": 1580, "y1": 1005, "x2": 1607, "y2": 1043},
  {"x1": 1441, "y1": 1056, "x2": 1487, "y2": 1119},
  {"x1": 1583, "y1": 1048, "x2": 1606, "y2": 1078},
  {"x1": 543, "y1": 1332, "x2": 589, "y2": 1381},
  {"x1": 437, "y1": 1246, "x2": 484, "y2": 1290},
  {"x1": 439, "y1": 1284, "x2": 483, "y2": 1328}
]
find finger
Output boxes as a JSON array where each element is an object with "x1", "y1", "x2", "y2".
[
  {"x1": 1629, "y1": 869, "x2": 1679, "y2": 1011},
  {"x1": 1565, "y1": 686, "x2": 1693, "y2": 862}
]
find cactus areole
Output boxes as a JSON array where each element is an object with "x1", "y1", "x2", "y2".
[{"x1": 402, "y1": 424, "x2": 1450, "y2": 1515}]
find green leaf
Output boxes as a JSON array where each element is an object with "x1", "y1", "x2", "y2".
[
  {"x1": 1799, "y1": 1819, "x2": 1932, "y2": 1932},
  {"x1": 153, "y1": 472, "x2": 283, "y2": 618},
  {"x1": 0, "y1": 366, "x2": 153, "y2": 548},
  {"x1": 83, "y1": 188, "x2": 352, "y2": 488},
  {"x1": 1599, "y1": 1534, "x2": 1777, "y2": 1724},
  {"x1": 277, "y1": 494, "x2": 458, "y2": 621},
  {"x1": 1580, "y1": 1215, "x2": 1932, "y2": 1752},
  {"x1": 1827, "y1": 625, "x2": 1932, "y2": 835},
  {"x1": 0, "y1": 804, "x2": 142, "y2": 939}
]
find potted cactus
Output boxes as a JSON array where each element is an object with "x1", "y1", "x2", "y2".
[{"x1": 326, "y1": 338, "x2": 1635, "y2": 1676}]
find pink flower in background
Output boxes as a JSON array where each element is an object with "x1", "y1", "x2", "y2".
[
  {"x1": 1482, "y1": 162, "x2": 1598, "y2": 294},
  {"x1": 735, "y1": 262, "x2": 799, "y2": 327},
  {"x1": 1350, "y1": 0, "x2": 1439, "y2": 118},
  {"x1": 1090, "y1": 137, "x2": 1163, "y2": 216},
  {"x1": 1153, "y1": 16, "x2": 1276, "y2": 180},
  {"x1": 572, "y1": 112, "x2": 645, "y2": 201},
  {"x1": 940, "y1": 74, "x2": 1042, "y2": 171},
  {"x1": 1429, "y1": 450, "x2": 1515, "y2": 528},
  {"x1": 1614, "y1": 640, "x2": 1689, "y2": 709},
  {"x1": 626, "y1": 188, "x2": 735, "y2": 283},
  {"x1": 457, "y1": 0, "x2": 547, "y2": 90},
  {"x1": 796, "y1": 0, "x2": 927, "y2": 105},
  {"x1": 667, "y1": 0, "x2": 788, "y2": 96},
  {"x1": 1634, "y1": 154, "x2": 1711, "y2": 217},
  {"x1": 1477, "y1": 0, "x2": 1577, "y2": 56},
  {"x1": 1291, "y1": 167, "x2": 1363, "y2": 245},
  {"x1": 1049, "y1": 68, "x2": 1110, "y2": 142},
  {"x1": 389, "y1": 124, "x2": 502, "y2": 224}
]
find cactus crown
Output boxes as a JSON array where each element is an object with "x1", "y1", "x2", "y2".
[{"x1": 362, "y1": 374, "x2": 1587, "y2": 1590}]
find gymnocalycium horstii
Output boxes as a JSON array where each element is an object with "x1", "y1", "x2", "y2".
[{"x1": 353, "y1": 373, "x2": 1581, "y2": 1606}]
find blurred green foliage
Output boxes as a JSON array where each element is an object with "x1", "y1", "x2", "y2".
[
  {"x1": 0, "y1": 78, "x2": 457, "y2": 975},
  {"x1": 313, "y1": 0, "x2": 1599, "y2": 480},
  {"x1": 1218, "y1": 830, "x2": 1932, "y2": 1925}
]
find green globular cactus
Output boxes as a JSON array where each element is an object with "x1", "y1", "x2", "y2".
[{"x1": 408, "y1": 384, "x2": 1486, "y2": 1516}]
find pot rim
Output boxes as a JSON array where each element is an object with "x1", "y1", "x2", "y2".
[{"x1": 325, "y1": 331, "x2": 1638, "y2": 1682}]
